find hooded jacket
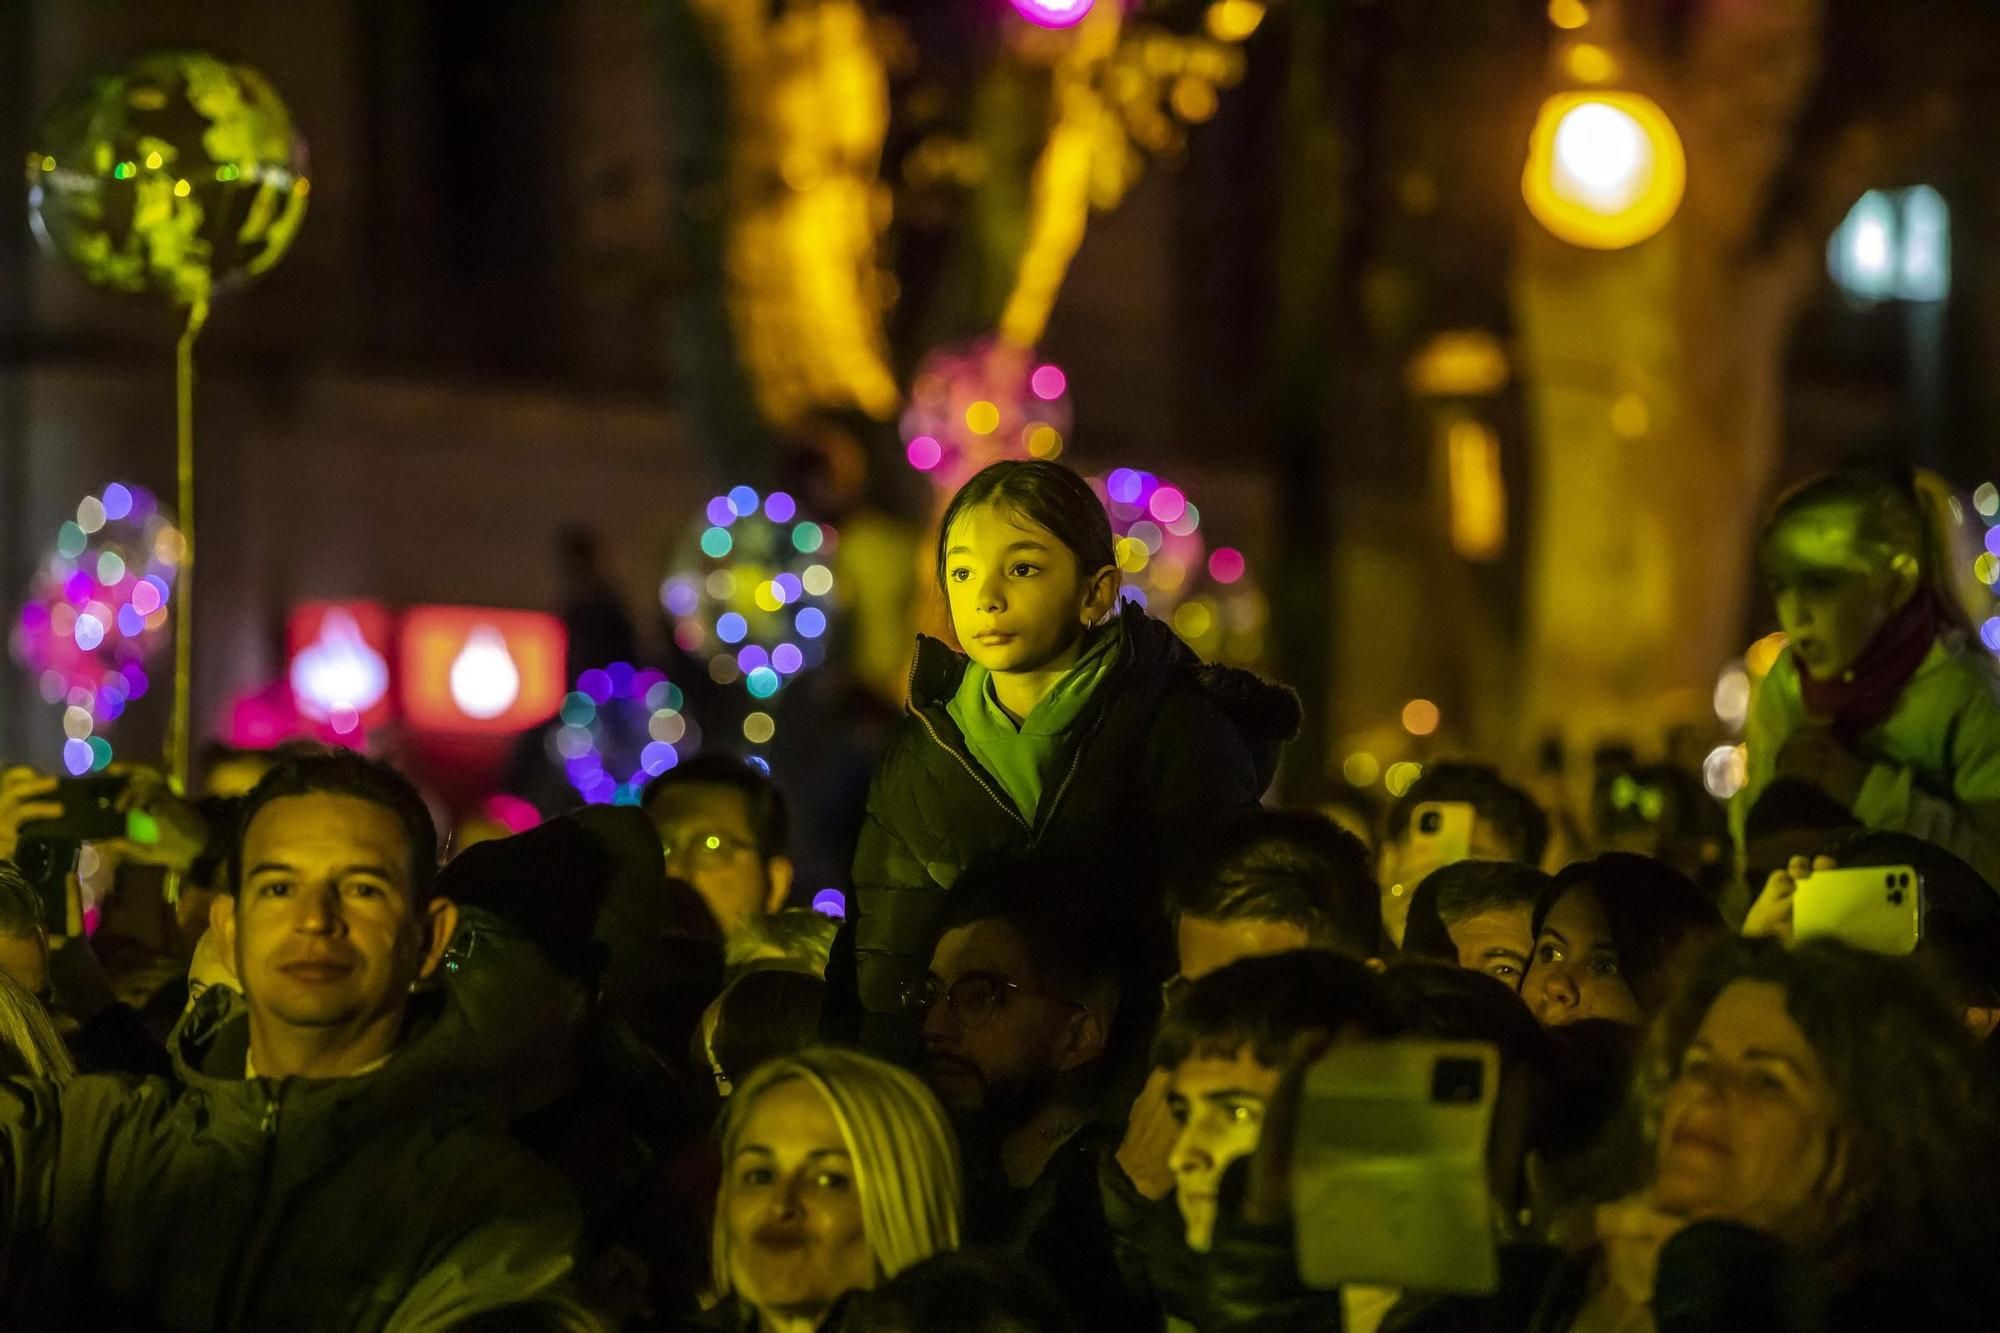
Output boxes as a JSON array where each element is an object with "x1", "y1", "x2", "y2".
[
  {"x1": 843, "y1": 602, "x2": 1301, "y2": 1058},
  {"x1": 0, "y1": 967, "x2": 581, "y2": 1331}
]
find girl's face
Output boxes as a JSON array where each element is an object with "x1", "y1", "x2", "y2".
[
  {"x1": 943, "y1": 503, "x2": 1114, "y2": 675},
  {"x1": 1653, "y1": 980, "x2": 1843, "y2": 1241},
  {"x1": 1523, "y1": 885, "x2": 1644, "y2": 1027},
  {"x1": 725, "y1": 1078, "x2": 876, "y2": 1321},
  {"x1": 1760, "y1": 500, "x2": 1910, "y2": 682}
]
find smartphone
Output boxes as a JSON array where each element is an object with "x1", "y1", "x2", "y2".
[
  {"x1": 1291, "y1": 1039, "x2": 1500, "y2": 1294},
  {"x1": 10, "y1": 837, "x2": 78, "y2": 935},
  {"x1": 16, "y1": 774, "x2": 131, "y2": 844},
  {"x1": 1409, "y1": 801, "x2": 1474, "y2": 868},
  {"x1": 1794, "y1": 864, "x2": 1923, "y2": 956}
]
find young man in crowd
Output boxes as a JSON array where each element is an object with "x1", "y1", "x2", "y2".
[
  {"x1": 642, "y1": 753, "x2": 794, "y2": 938},
  {"x1": 1378, "y1": 762, "x2": 1550, "y2": 948},
  {"x1": 1102, "y1": 949, "x2": 1401, "y2": 1330},
  {"x1": 1397, "y1": 859, "x2": 1551, "y2": 989},
  {"x1": 0, "y1": 749, "x2": 580, "y2": 1330},
  {"x1": 911, "y1": 858, "x2": 1147, "y2": 1328},
  {"x1": 1164, "y1": 809, "x2": 1382, "y2": 1003}
]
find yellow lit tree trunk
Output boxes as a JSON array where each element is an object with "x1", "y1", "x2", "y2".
[{"x1": 1514, "y1": 0, "x2": 1825, "y2": 765}]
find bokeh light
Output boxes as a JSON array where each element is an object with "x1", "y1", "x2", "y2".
[
  {"x1": 1385, "y1": 761, "x2": 1425, "y2": 798},
  {"x1": 661, "y1": 487, "x2": 837, "y2": 701},
  {"x1": 548, "y1": 666, "x2": 700, "y2": 806},
  {"x1": 1343, "y1": 752, "x2": 1381, "y2": 787},
  {"x1": 1703, "y1": 744, "x2": 1749, "y2": 800},
  {"x1": 12, "y1": 482, "x2": 181, "y2": 763},
  {"x1": 1010, "y1": 0, "x2": 1094, "y2": 29},
  {"x1": 1523, "y1": 91, "x2": 1685, "y2": 250},
  {"x1": 811, "y1": 888, "x2": 847, "y2": 919},
  {"x1": 1401, "y1": 699, "x2": 1441, "y2": 737},
  {"x1": 1713, "y1": 661, "x2": 1751, "y2": 731},
  {"x1": 900, "y1": 341, "x2": 1074, "y2": 491},
  {"x1": 1092, "y1": 468, "x2": 1268, "y2": 667}
]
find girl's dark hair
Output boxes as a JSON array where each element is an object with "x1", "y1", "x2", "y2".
[
  {"x1": 1532, "y1": 854, "x2": 1723, "y2": 1016},
  {"x1": 1640, "y1": 937, "x2": 2000, "y2": 1308},
  {"x1": 712, "y1": 967, "x2": 828, "y2": 1089},
  {"x1": 1763, "y1": 465, "x2": 1974, "y2": 635},
  {"x1": 934, "y1": 461, "x2": 1116, "y2": 595}
]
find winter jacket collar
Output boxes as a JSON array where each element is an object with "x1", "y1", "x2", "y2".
[{"x1": 908, "y1": 601, "x2": 1302, "y2": 788}]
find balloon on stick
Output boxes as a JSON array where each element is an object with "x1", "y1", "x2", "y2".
[{"x1": 27, "y1": 51, "x2": 309, "y2": 790}]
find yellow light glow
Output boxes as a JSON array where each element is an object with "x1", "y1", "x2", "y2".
[
  {"x1": 1171, "y1": 76, "x2": 1219, "y2": 124},
  {"x1": 1446, "y1": 419, "x2": 1507, "y2": 562},
  {"x1": 1402, "y1": 699, "x2": 1441, "y2": 737},
  {"x1": 1116, "y1": 537, "x2": 1150, "y2": 573},
  {"x1": 965, "y1": 400, "x2": 1001, "y2": 435},
  {"x1": 1343, "y1": 752, "x2": 1381, "y2": 787},
  {"x1": 1564, "y1": 42, "x2": 1617, "y2": 84},
  {"x1": 743, "y1": 712, "x2": 777, "y2": 744},
  {"x1": 1172, "y1": 601, "x2": 1212, "y2": 639},
  {"x1": 1611, "y1": 392, "x2": 1649, "y2": 438},
  {"x1": 754, "y1": 582, "x2": 785, "y2": 613},
  {"x1": 1385, "y1": 761, "x2": 1424, "y2": 798},
  {"x1": 1027, "y1": 425, "x2": 1064, "y2": 459},
  {"x1": 1206, "y1": 0, "x2": 1265, "y2": 42},
  {"x1": 1522, "y1": 91, "x2": 1685, "y2": 251},
  {"x1": 144, "y1": 151, "x2": 163, "y2": 170},
  {"x1": 1977, "y1": 553, "x2": 2000, "y2": 586},
  {"x1": 1409, "y1": 330, "x2": 1510, "y2": 397},
  {"x1": 1547, "y1": 0, "x2": 1589, "y2": 29},
  {"x1": 173, "y1": 179, "x2": 191, "y2": 198}
]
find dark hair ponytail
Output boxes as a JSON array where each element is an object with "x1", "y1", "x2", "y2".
[{"x1": 934, "y1": 461, "x2": 1117, "y2": 595}]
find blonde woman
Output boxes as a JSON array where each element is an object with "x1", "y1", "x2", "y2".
[
  {"x1": 711, "y1": 1046, "x2": 961, "y2": 1332},
  {"x1": 0, "y1": 967, "x2": 74, "y2": 1083}
]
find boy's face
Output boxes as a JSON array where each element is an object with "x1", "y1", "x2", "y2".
[
  {"x1": 1166, "y1": 1046, "x2": 1284, "y2": 1252},
  {"x1": 1760, "y1": 499, "x2": 1909, "y2": 682},
  {"x1": 943, "y1": 504, "x2": 1112, "y2": 675}
]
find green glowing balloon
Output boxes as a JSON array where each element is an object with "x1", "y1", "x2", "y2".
[{"x1": 27, "y1": 51, "x2": 309, "y2": 308}]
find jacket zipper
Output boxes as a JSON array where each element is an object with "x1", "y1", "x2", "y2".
[
  {"x1": 908, "y1": 651, "x2": 1028, "y2": 832},
  {"x1": 216, "y1": 1080, "x2": 285, "y2": 1331}
]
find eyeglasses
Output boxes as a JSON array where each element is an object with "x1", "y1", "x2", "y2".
[
  {"x1": 660, "y1": 828, "x2": 757, "y2": 868},
  {"x1": 899, "y1": 971, "x2": 1081, "y2": 1029}
]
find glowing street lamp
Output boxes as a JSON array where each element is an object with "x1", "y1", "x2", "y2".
[{"x1": 1522, "y1": 91, "x2": 1685, "y2": 250}]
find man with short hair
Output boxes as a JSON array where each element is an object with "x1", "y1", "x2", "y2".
[
  {"x1": 1378, "y1": 763, "x2": 1550, "y2": 947},
  {"x1": 1165, "y1": 809, "x2": 1381, "y2": 1000},
  {"x1": 0, "y1": 749, "x2": 579, "y2": 1330},
  {"x1": 910, "y1": 858, "x2": 1142, "y2": 1327},
  {"x1": 1399, "y1": 860, "x2": 1551, "y2": 989},
  {"x1": 642, "y1": 753, "x2": 794, "y2": 937}
]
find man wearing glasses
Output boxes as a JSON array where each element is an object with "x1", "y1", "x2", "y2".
[
  {"x1": 642, "y1": 755, "x2": 795, "y2": 938},
  {"x1": 902, "y1": 857, "x2": 1148, "y2": 1327}
]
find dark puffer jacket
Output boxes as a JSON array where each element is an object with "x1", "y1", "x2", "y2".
[
  {"x1": 840, "y1": 602, "x2": 1301, "y2": 1058},
  {"x1": 0, "y1": 973, "x2": 581, "y2": 1330}
]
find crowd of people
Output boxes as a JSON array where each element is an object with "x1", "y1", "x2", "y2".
[{"x1": 0, "y1": 457, "x2": 1997, "y2": 1331}]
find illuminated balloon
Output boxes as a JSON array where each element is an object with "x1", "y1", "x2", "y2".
[
  {"x1": 1011, "y1": 0, "x2": 1095, "y2": 29},
  {"x1": 11, "y1": 483, "x2": 180, "y2": 769},
  {"x1": 900, "y1": 341, "x2": 1074, "y2": 492},
  {"x1": 28, "y1": 50, "x2": 309, "y2": 307},
  {"x1": 661, "y1": 489, "x2": 838, "y2": 697}
]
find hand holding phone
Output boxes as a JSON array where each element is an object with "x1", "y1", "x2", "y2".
[
  {"x1": 0, "y1": 767, "x2": 64, "y2": 862},
  {"x1": 1793, "y1": 862, "x2": 1922, "y2": 956}
]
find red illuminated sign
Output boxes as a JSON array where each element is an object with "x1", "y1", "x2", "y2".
[{"x1": 400, "y1": 606, "x2": 566, "y2": 734}]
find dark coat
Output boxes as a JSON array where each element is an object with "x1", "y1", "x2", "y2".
[{"x1": 839, "y1": 603, "x2": 1301, "y2": 1058}]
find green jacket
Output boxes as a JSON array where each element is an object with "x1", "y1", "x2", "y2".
[
  {"x1": 0, "y1": 981, "x2": 582, "y2": 1331},
  {"x1": 1739, "y1": 639, "x2": 2000, "y2": 892}
]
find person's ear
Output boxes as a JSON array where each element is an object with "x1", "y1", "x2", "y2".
[
  {"x1": 1081, "y1": 564, "x2": 1119, "y2": 626},
  {"x1": 415, "y1": 897, "x2": 461, "y2": 982},
  {"x1": 1058, "y1": 1005, "x2": 1109, "y2": 1072},
  {"x1": 765, "y1": 856, "x2": 795, "y2": 916},
  {"x1": 1886, "y1": 550, "x2": 1920, "y2": 605},
  {"x1": 210, "y1": 893, "x2": 238, "y2": 976},
  {"x1": 1966, "y1": 1006, "x2": 2000, "y2": 1041}
]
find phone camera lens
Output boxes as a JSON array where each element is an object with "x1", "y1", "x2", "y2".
[
  {"x1": 1430, "y1": 1057, "x2": 1484, "y2": 1105},
  {"x1": 1418, "y1": 811, "x2": 1441, "y2": 834}
]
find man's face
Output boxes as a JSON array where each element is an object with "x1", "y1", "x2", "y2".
[
  {"x1": 1174, "y1": 915, "x2": 1311, "y2": 988},
  {"x1": 1166, "y1": 1047, "x2": 1283, "y2": 1252},
  {"x1": 1448, "y1": 905, "x2": 1534, "y2": 990},
  {"x1": 222, "y1": 792, "x2": 448, "y2": 1041},
  {"x1": 648, "y1": 783, "x2": 789, "y2": 936},
  {"x1": 0, "y1": 931, "x2": 49, "y2": 1003},
  {"x1": 922, "y1": 919, "x2": 1084, "y2": 1119},
  {"x1": 1760, "y1": 500, "x2": 1906, "y2": 682}
]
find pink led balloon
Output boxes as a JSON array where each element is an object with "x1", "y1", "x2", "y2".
[{"x1": 1011, "y1": 0, "x2": 1095, "y2": 29}]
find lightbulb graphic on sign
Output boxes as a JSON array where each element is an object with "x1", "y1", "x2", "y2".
[
  {"x1": 448, "y1": 625, "x2": 521, "y2": 720},
  {"x1": 290, "y1": 608, "x2": 390, "y2": 725}
]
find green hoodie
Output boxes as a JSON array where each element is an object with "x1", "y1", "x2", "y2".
[
  {"x1": 1736, "y1": 637, "x2": 2000, "y2": 898},
  {"x1": 946, "y1": 621, "x2": 1124, "y2": 823}
]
